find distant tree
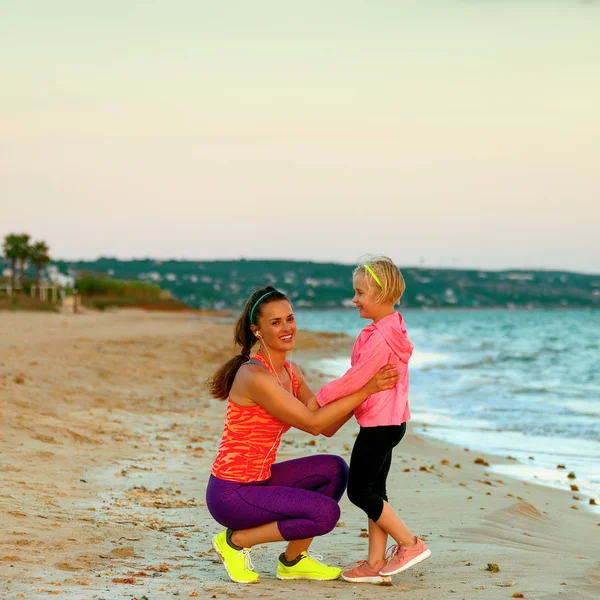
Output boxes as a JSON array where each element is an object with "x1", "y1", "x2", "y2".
[
  {"x1": 29, "y1": 241, "x2": 51, "y2": 288},
  {"x1": 16, "y1": 234, "x2": 31, "y2": 287},
  {"x1": 2, "y1": 233, "x2": 30, "y2": 289}
]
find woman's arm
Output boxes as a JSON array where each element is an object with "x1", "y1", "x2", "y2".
[
  {"x1": 291, "y1": 363, "x2": 352, "y2": 437},
  {"x1": 243, "y1": 365, "x2": 397, "y2": 436},
  {"x1": 295, "y1": 362, "x2": 386, "y2": 437},
  {"x1": 290, "y1": 362, "x2": 316, "y2": 407},
  {"x1": 294, "y1": 363, "x2": 351, "y2": 437},
  {"x1": 319, "y1": 412, "x2": 353, "y2": 438}
]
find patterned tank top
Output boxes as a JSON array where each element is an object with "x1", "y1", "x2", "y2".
[{"x1": 210, "y1": 354, "x2": 300, "y2": 483}]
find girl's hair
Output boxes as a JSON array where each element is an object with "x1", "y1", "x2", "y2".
[
  {"x1": 207, "y1": 286, "x2": 289, "y2": 400},
  {"x1": 353, "y1": 255, "x2": 406, "y2": 305}
]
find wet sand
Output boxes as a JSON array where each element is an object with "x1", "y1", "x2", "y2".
[{"x1": 1, "y1": 310, "x2": 599, "y2": 599}]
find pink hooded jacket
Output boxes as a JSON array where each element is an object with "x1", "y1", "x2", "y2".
[{"x1": 315, "y1": 312, "x2": 414, "y2": 427}]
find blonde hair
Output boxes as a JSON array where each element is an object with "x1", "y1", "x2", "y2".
[{"x1": 353, "y1": 255, "x2": 406, "y2": 305}]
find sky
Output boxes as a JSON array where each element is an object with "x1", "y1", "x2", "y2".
[{"x1": 2, "y1": 1, "x2": 599, "y2": 272}]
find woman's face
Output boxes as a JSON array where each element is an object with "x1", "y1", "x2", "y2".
[
  {"x1": 255, "y1": 299, "x2": 297, "y2": 352},
  {"x1": 352, "y1": 272, "x2": 379, "y2": 319}
]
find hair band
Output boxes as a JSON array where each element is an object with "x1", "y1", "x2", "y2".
[
  {"x1": 250, "y1": 291, "x2": 275, "y2": 323},
  {"x1": 363, "y1": 264, "x2": 383, "y2": 288}
]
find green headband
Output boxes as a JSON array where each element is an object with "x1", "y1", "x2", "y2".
[
  {"x1": 250, "y1": 291, "x2": 275, "y2": 323},
  {"x1": 363, "y1": 264, "x2": 383, "y2": 288}
]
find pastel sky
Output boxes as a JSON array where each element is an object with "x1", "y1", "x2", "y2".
[{"x1": 2, "y1": 1, "x2": 599, "y2": 272}]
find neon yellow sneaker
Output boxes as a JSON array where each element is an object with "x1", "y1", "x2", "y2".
[
  {"x1": 212, "y1": 529, "x2": 259, "y2": 584},
  {"x1": 277, "y1": 551, "x2": 342, "y2": 581}
]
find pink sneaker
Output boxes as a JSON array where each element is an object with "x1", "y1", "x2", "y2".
[
  {"x1": 379, "y1": 537, "x2": 431, "y2": 577},
  {"x1": 342, "y1": 560, "x2": 392, "y2": 585}
]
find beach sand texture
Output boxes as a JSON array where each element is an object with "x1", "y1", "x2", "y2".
[{"x1": 1, "y1": 311, "x2": 599, "y2": 599}]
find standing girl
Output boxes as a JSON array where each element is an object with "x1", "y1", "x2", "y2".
[{"x1": 313, "y1": 257, "x2": 431, "y2": 584}]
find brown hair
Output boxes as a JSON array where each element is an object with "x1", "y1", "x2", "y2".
[
  {"x1": 207, "y1": 286, "x2": 289, "y2": 400},
  {"x1": 354, "y1": 255, "x2": 406, "y2": 305}
]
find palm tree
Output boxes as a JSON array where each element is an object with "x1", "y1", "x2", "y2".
[
  {"x1": 16, "y1": 234, "x2": 31, "y2": 287},
  {"x1": 2, "y1": 233, "x2": 29, "y2": 289},
  {"x1": 29, "y1": 241, "x2": 51, "y2": 288}
]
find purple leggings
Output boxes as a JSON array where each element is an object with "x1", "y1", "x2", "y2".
[{"x1": 206, "y1": 454, "x2": 348, "y2": 541}]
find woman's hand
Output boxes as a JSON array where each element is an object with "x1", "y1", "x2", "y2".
[{"x1": 364, "y1": 364, "x2": 399, "y2": 396}]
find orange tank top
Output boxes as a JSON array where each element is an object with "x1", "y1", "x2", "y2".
[{"x1": 210, "y1": 354, "x2": 300, "y2": 483}]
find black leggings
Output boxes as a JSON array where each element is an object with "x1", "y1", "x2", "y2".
[{"x1": 347, "y1": 423, "x2": 406, "y2": 522}]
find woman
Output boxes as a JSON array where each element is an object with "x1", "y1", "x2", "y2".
[{"x1": 206, "y1": 286, "x2": 398, "y2": 584}]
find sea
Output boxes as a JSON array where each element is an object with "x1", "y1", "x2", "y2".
[{"x1": 298, "y1": 308, "x2": 600, "y2": 504}]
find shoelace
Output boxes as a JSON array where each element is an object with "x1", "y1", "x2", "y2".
[
  {"x1": 385, "y1": 544, "x2": 405, "y2": 563},
  {"x1": 237, "y1": 548, "x2": 255, "y2": 571},
  {"x1": 305, "y1": 550, "x2": 324, "y2": 564}
]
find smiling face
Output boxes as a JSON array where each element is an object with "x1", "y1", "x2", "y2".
[
  {"x1": 352, "y1": 271, "x2": 380, "y2": 320},
  {"x1": 253, "y1": 299, "x2": 297, "y2": 352}
]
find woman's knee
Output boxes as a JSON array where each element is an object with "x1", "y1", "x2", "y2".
[
  {"x1": 313, "y1": 500, "x2": 341, "y2": 537},
  {"x1": 321, "y1": 454, "x2": 349, "y2": 494}
]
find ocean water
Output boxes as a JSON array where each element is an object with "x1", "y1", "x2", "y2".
[{"x1": 298, "y1": 309, "x2": 600, "y2": 504}]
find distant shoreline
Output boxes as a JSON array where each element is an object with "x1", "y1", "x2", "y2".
[{"x1": 4, "y1": 257, "x2": 599, "y2": 312}]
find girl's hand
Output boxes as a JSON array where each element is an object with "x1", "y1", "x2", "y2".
[{"x1": 364, "y1": 365, "x2": 399, "y2": 395}]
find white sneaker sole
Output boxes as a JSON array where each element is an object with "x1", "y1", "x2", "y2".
[
  {"x1": 380, "y1": 548, "x2": 431, "y2": 577},
  {"x1": 212, "y1": 537, "x2": 260, "y2": 584},
  {"x1": 341, "y1": 574, "x2": 393, "y2": 585}
]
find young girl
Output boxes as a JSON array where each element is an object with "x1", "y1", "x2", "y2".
[{"x1": 312, "y1": 256, "x2": 431, "y2": 584}]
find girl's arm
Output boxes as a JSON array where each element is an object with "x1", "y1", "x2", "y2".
[
  {"x1": 316, "y1": 332, "x2": 391, "y2": 407},
  {"x1": 243, "y1": 364, "x2": 398, "y2": 436}
]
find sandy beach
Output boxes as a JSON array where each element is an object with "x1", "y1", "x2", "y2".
[{"x1": 1, "y1": 310, "x2": 599, "y2": 600}]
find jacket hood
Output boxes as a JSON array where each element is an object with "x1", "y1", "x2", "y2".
[{"x1": 374, "y1": 312, "x2": 414, "y2": 362}]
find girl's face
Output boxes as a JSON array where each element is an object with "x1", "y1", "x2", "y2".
[
  {"x1": 255, "y1": 300, "x2": 297, "y2": 352},
  {"x1": 352, "y1": 272, "x2": 379, "y2": 319}
]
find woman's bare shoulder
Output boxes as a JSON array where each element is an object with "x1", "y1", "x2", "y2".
[
  {"x1": 229, "y1": 362, "x2": 271, "y2": 405},
  {"x1": 231, "y1": 361, "x2": 270, "y2": 389}
]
